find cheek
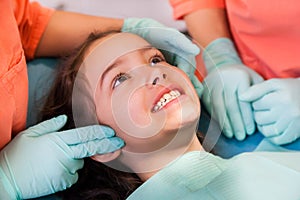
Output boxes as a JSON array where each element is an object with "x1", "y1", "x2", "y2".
[
  {"x1": 110, "y1": 89, "x2": 159, "y2": 139},
  {"x1": 127, "y1": 92, "x2": 152, "y2": 127},
  {"x1": 111, "y1": 87, "x2": 170, "y2": 141},
  {"x1": 95, "y1": 98, "x2": 114, "y2": 125}
]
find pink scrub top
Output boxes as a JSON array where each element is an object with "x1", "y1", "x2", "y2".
[
  {"x1": 170, "y1": 0, "x2": 300, "y2": 79},
  {"x1": 0, "y1": 0, "x2": 53, "y2": 149}
]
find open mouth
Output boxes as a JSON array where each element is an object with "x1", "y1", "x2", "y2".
[{"x1": 151, "y1": 89, "x2": 181, "y2": 113}]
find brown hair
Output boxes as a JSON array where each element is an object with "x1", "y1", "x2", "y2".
[{"x1": 40, "y1": 31, "x2": 142, "y2": 200}]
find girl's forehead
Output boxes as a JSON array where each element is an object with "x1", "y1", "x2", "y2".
[
  {"x1": 82, "y1": 32, "x2": 151, "y2": 79},
  {"x1": 76, "y1": 32, "x2": 152, "y2": 106},
  {"x1": 85, "y1": 32, "x2": 151, "y2": 61}
]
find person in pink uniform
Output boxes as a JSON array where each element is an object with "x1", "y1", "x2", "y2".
[
  {"x1": 0, "y1": 0, "x2": 200, "y2": 199},
  {"x1": 170, "y1": 0, "x2": 300, "y2": 145}
]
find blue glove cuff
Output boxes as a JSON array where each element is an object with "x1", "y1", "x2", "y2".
[
  {"x1": 0, "y1": 167, "x2": 18, "y2": 200},
  {"x1": 203, "y1": 38, "x2": 242, "y2": 73},
  {"x1": 122, "y1": 18, "x2": 163, "y2": 33},
  {"x1": 121, "y1": 18, "x2": 140, "y2": 32}
]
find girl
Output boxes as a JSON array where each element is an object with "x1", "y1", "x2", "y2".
[{"x1": 41, "y1": 31, "x2": 300, "y2": 200}]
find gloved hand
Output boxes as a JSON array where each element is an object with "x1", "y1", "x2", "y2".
[
  {"x1": 122, "y1": 18, "x2": 203, "y2": 96},
  {"x1": 240, "y1": 78, "x2": 300, "y2": 145},
  {"x1": 202, "y1": 38, "x2": 263, "y2": 140},
  {"x1": 0, "y1": 115, "x2": 124, "y2": 199}
]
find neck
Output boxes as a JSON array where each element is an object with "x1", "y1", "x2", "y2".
[
  {"x1": 118, "y1": 122, "x2": 203, "y2": 182},
  {"x1": 138, "y1": 134, "x2": 203, "y2": 181}
]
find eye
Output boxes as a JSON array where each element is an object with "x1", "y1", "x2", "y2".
[
  {"x1": 150, "y1": 54, "x2": 165, "y2": 66},
  {"x1": 112, "y1": 73, "x2": 131, "y2": 89}
]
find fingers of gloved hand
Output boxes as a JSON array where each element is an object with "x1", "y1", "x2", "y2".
[
  {"x1": 212, "y1": 93, "x2": 234, "y2": 138},
  {"x1": 251, "y1": 92, "x2": 278, "y2": 111},
  {"x1": 220, "y1": 113, "x2": 234, "y2": 139},
  {"x1": 123, "y1": 18, "x2": 200, "y2": 56},
  {"x1": 163, "y1": 37, "x2": 199, "y2": 78},
  {"x1": 57, "y1": 125, "x2": 120, "y2": 145},
  {"x1": 258, "y1": 115, "x2": 291, "y2": 138},
  {"x1": 155, "y1": 26, "x2": 199, "y2": 56},
  {"x1": 208, "y1": 97, "x2": 234, "y2": 138},
  {"x1": 121, "y1": 18, "x2": 162, "y2": 34},
  {"x1": 269, "y1": 117, "x2": 300, "y2": 145},
  {"x1": 26, "y1": 115, "x2": 67, "y2": 137},
  {"x1": 202, "y1": 80, "x2": 234, "y2": 138},
  {"x1": 238, "y1": 101, "x2": 256, "y2": 135},
  {"x1": 239, "y1": 80, "x2": 275, "y2": 102},
  {"x1": 169, "y1": 33, "x2": 200, "y2": 55},
  {"x1": 173, "y1": 54, "x2": 196, "y2": 75},
  {"x1": 190, "y1": 75, "x2": 204, "y2": 97},
  {"x1": 69, "y1": 137, "x2": 125, "y2": 159},
  {"x1": 55, "y1": 125, "x2": 124, "y2": 159},
  {"x1": 257, "y1": 114, "x2": 291, "y2": 138},
  {"x1": 258, "y1": 124, "x2": 280, "y2": 138},
  {"x1": 224, "y1": 91, "x2": 247, "y2": 140},
  {"x1": 253, "y1": 110, "x2": 278, "y2": 125},
  {"x1": 237, "y1": 77, "x2": 256, "y2": 135}
]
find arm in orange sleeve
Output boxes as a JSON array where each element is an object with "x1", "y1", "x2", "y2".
[
  {"x1": 35, "y1": 11, "x2": 123, "y2": 58},
  {"x1": 184, "y1": 8, "x2": 231, "y2": 48},
  {"x1": 15, "y1": 0, "x2": 124, "y2": 59},
  {"x1": 169, "y1": 0, "x2": 225, "y2": 20},
  {"x1": 16, "y1": 0, "x2": 54, "y2": 60},
  {"x1": 169, "y1": 0, "x2": 229, "y2": 47}
]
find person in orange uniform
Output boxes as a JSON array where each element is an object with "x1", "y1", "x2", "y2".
[
  {"x1": 170, "y1": 0, "x2": 300, "y2": 145},
  {"x1": 0, "y1": 0, "x2": 200, "y2": 199}
]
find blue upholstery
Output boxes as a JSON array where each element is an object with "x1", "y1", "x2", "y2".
[{"x1": 27, "y1": 58, "x2": 58, "y2": 127}]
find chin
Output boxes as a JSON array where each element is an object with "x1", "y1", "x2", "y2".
[{"x1": 164, "y1": 104, "x2": 200, "y2": 132}]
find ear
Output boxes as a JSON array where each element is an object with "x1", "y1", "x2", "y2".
[{"x1": 91, "y1": 149, "x2": 121, "y2": 163}]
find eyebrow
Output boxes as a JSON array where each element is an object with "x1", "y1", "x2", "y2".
[
  {"x1": 99, "y1": 61, "x2": 121, "y2": 89},
  {"x1": 99, "y1": 45, "x2": 155, "y2": 89}
]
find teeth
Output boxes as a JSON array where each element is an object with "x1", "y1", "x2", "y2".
[{"x1": 151, "y1": 90, "x2": 181, "y2": 113}]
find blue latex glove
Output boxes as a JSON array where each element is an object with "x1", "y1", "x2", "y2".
[
  {"x1": 122, "y1": 18, "x2": 203, "y2": 96},
  {"x1": 0, "y1": 115, "x2": 124, "y2": 199},
  {"x1": 202, "y1": 38, "x2": 264, "y2": 140},
  {"x1": 240, "y1": 78, "x2": 300, "y2": 145}
]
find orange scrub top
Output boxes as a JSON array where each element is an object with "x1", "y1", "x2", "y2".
[
  {"x1": 0, "y1": 0, "x2": 53, "y2": 149},
  {"x1": 170, "y1": 0, "x2": 300, "y2": 79}
]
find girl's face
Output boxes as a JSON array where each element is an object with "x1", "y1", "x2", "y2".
[{"x1": 81, "y1": 33, "x2": 200, "y2": 155}]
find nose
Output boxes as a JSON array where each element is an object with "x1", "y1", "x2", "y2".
[
  {"x1": 152, "y1": 73, "x2": 167, "y2": 85},
  {"x1": 144, "y1": 65, "x2": 167, "y2": 87}
]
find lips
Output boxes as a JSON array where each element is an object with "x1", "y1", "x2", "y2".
[{"x1": 151, "y1": 86, "x2": 183, "y2": 113}]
